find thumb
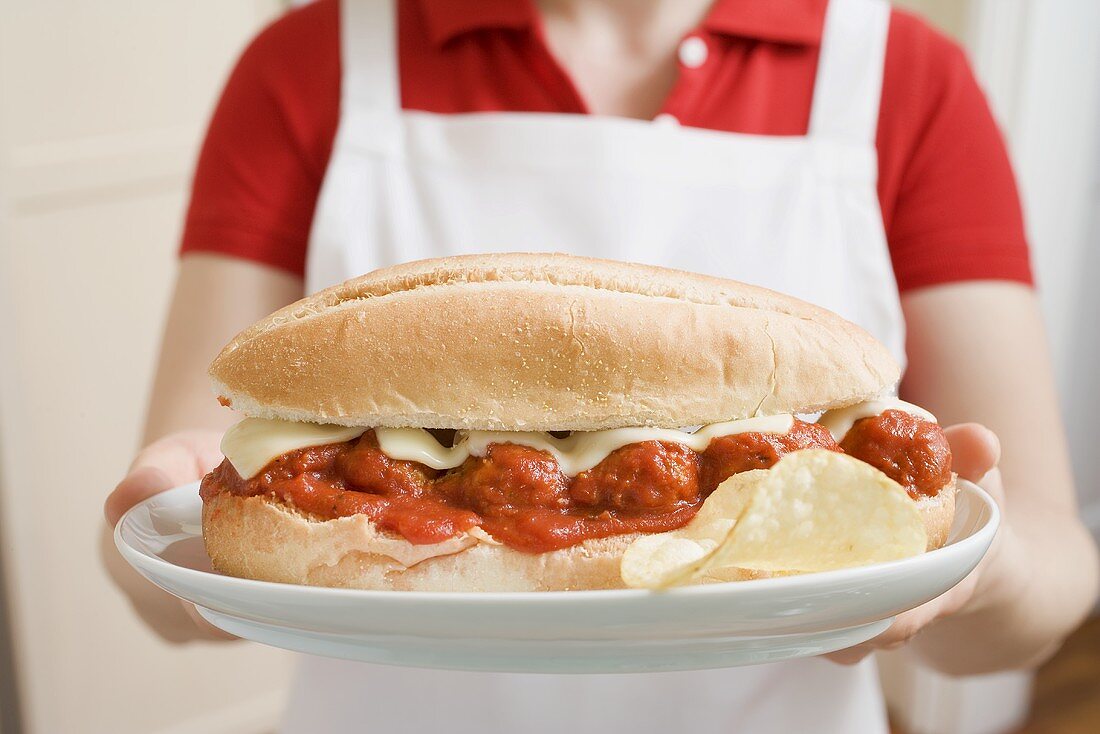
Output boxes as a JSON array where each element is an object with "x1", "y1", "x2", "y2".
[
  {"x1": 105, "y1": 465, "x2": 176, "y2": 527},
  {"x1": 943, "y1": 423, "x2": 1001, "y2": 483}
]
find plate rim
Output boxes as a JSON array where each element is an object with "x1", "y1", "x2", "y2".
[
  {"x1": 190, "y1": 605, "x2": 898, "y2": 673},
  {"x1": 115, "y1": 478, "x2": 999, "y2": 603}
]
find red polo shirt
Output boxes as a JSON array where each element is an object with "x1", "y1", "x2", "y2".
[{"x1": 181, "y1": 0, "x2": 1033, "y2": 292}]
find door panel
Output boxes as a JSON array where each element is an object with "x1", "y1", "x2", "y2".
[{"x1": 0, "y1": 3, "x2": 293, "y2": 733}]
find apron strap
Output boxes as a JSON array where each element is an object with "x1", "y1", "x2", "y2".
[
  {"x1": 808, "y1": 0, "x2": 890, "y2": 146},
  {"x1": 339, "y1": 0, "x2": 399, "y2": 112}
]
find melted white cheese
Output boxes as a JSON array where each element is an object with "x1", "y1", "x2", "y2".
[
  {"x1": 817, "y1": 399, "x2": 937, "y2": 442},
  {"x1": 222, "y1": 414, "x2": 795, "y2": 480},
  {"x1": 376, "y1": 414, "x2": 795, "y2": 477},
  {"x1": 221, "y1": 418, "x2": 366, "y2": 479}
]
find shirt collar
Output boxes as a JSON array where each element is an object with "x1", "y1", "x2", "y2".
[{"x1": 419, "y1": 0, "x2": 827, "y2": 48}]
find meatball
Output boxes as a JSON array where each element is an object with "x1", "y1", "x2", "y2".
[
  {"x1": 437, "y1": 443, "x2": 570, "y2": 517},
  {"x1": 570, "y1": 441, "x2": 700, "y2": 513},
  {"x1": 840, "y1": 409, "x2": 952, "y2": 498},
  {"x1": 334, "y1": 430, "x2": 438, "y2": 498},
  {"x1": 699, "y1": 420, "x2": 839, "y2": 493}
]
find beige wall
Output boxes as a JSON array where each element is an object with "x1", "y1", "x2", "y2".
[
  {"x1": 0, "y1": 2, "x2": 292, "y2": 733},
  {"x1": 894, "y1": 0, "x2": 971, "y2": 40}
]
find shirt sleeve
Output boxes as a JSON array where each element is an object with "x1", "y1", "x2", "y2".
[
  {"x1": 877, "y1": 10, "x2": 1033, "y2": 293},
  {"x1": 179, "y1": 0, "x2": 340, "y2": 276}
]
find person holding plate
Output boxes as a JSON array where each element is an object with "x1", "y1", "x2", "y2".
[{"x1": 105, "y1": 1, "x2": 1098, "y2": 732}]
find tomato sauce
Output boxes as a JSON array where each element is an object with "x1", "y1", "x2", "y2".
[
  {"x1": 699, "y1": 421, "x2": 840, "y2": 493},
  {"x1": 200, "y1": 434, "x2": 481, "y2": 545},
  {"x1": 840, "y1": 409, "x2": 952, "y2": 499},
  {"x1": 200, "y1": 416, "x2": 951, "y2": 553}
]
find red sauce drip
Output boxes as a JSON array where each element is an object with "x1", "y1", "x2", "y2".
[{"x1": 200, "y1": 416, "x2": 950, "y2": 553}]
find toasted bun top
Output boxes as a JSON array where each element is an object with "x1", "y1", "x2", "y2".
[{"x1": 209, "y1": 253, "x2": 899, "y2": 431}]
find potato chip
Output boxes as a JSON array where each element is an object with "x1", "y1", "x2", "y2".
[
  {"x1": 620, "y1": 469, "x2": 764, "y2": 588},
  {"x1": 698, "y1": 450, "x2": 927, "y2": 576},
  {"x1": 620, "y1": 451, "x2": 927, "y2": 589}
]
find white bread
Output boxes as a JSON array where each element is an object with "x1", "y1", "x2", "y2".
[
  {"x1": 209, "y1": 253, "x2": 899, "y2": 431},
  {"x1": 202, "y1": 478, "x2": 956, "y2": 592},
  {"x1": 203, "y1": 254, "x2": 940, "y2": 592}
]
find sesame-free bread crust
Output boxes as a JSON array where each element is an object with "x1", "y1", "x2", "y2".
[{"x1": 209, "y1": 253, "x2": 899, "y2": 431}]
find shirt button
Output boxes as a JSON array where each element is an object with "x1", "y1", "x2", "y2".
[{"x1": 678, "y1": 36, "x2": 708, "y2": 69}]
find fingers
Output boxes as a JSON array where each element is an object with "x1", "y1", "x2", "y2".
[
  {"x1": 182, "y1": 602, "x2": 240, "y2": 641},
  {"x1": 826, "y1": 646, "x2": 871, "y2": 665},
  {"x1": 824, "y1": 625, "x2": 919, "y2": 666},
  {"x1": 104, "y1": 429, "x2": 224, "y2": 527},
  {"x1": 99, "y1": 526, "x2": 237, "y2": 643},
  {"x1": 943, "y1": 423, "x2": 1001, "y2": 482},
  {"x1": 824, "y1": 573, "x2": 980, "y2": 665},
  {"x1": 103, "y1": 431, "x2": 240, "y2": 644},
  {"x1": 824, "y1": 610, "x2": 929, "y2": 665},
  {"x1": 105, "y1": 465, "x2": 175, "y2": 526}
]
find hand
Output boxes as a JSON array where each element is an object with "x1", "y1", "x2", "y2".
[
  {"x1": 105, "y1": 429, "x2": 226, "y2": 525},
  {"x1": 104, "y1": 430, "x2": 237, "y2": 641},
  {"x1": 824, "y1": 423, "x2": 1005, "y2": 665}
]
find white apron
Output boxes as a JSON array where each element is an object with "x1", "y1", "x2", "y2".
[{"x1": 284, "y1": 0, "x2": 902, "y2": 731}]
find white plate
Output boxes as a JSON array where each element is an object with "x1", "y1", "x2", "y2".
[{"x1": 116, "y1": 480, "x2": 997, "y2": 673}]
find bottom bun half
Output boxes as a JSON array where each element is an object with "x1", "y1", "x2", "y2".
[{"x1": 202, "y1": 477, "x2": 956, "y2": 592}]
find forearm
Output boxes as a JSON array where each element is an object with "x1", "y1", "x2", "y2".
[
  {"x1": 899, "y1": 283, "x2": 1099, "y2": 674},
  {"x1": 143, "y1": 253, "x2": 304, "y2": 443},
  {"x1": 912, "y1": 487, "x2": 1099, "y2": 675},
  {"x1": 108, "y1": 254, "x2": 304, "y2": 516}
]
